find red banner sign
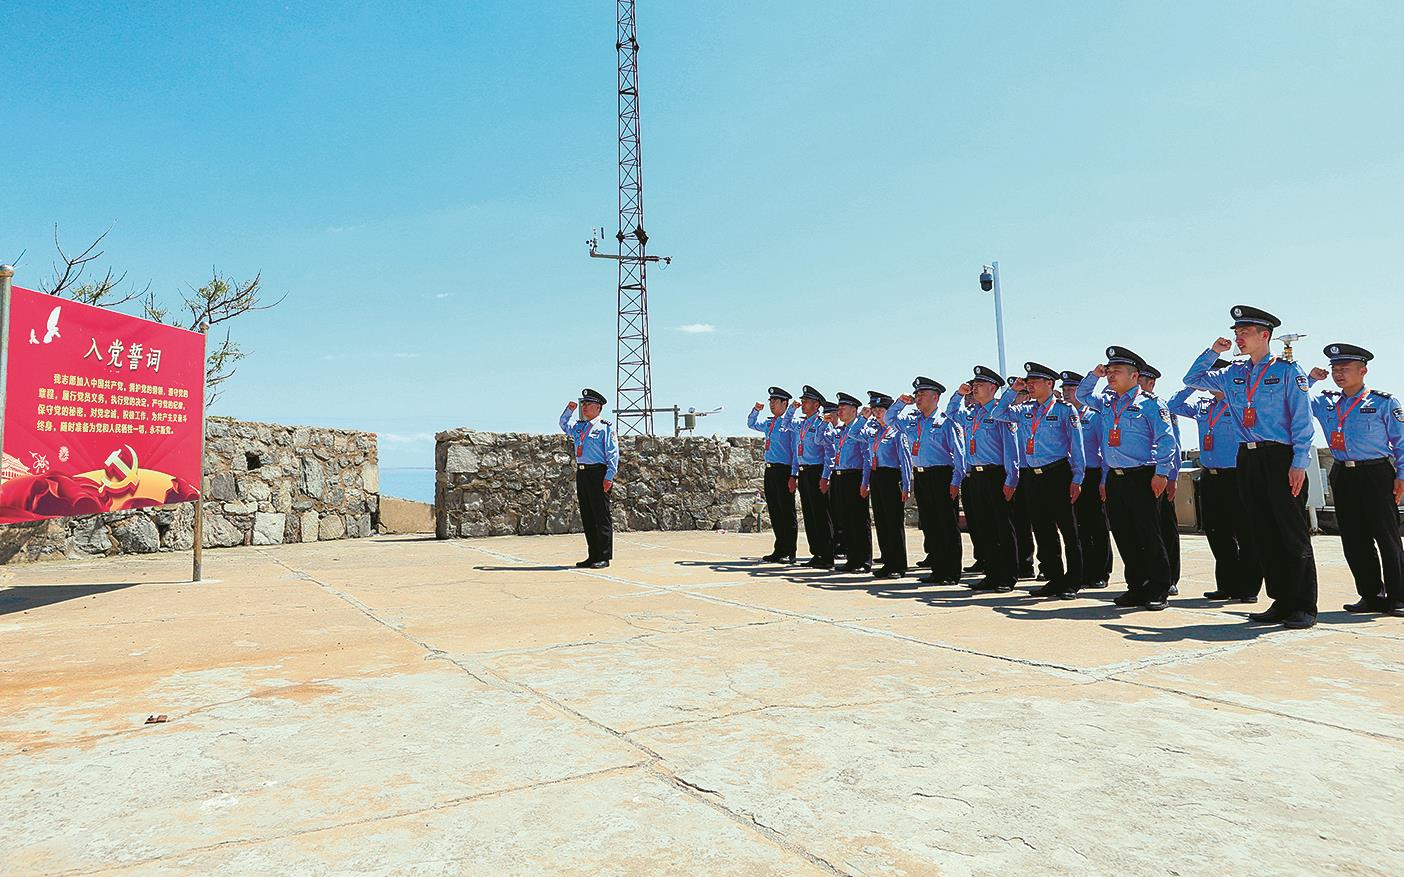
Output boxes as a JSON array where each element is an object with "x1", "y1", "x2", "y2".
[{"x1": 1, "y1": 286, "x2": 206, "y2": 524}]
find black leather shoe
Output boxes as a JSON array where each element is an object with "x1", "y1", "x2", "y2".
[
  {"x1": 963, "y1": 562, "x2": 986, "y2": 573},
  {"x1": 1231, "y1": 595, "x2": 1259, "y2": 604},
  {"x1": 970, "y1": 578, "x2": 1002, "y2": 592},
  {"x1": 806, "y1": 557, "x2": 834, "y2": 569},
  {"x1": 1113, "y1": 591, "x2": 1143, "y2": 607},
  {"x1": 1248, "y1": 603, "x2": 1290, "y2": 623},
  {"x1": 1029, "y1": 584, "x2": 1059, "y2": 598},
  {"x1": 1283, "y1": 611, "x2": 1317, "y2": 629},
  {"x1": 1203, "y1": 590, "x2": 1234, "y2": 600},
  {"x1": 1018, "y1": 568, "x2": 1037, "y2": 579},
  {"x1": 1143, "y1": 597, "x2": 1169, "y2": 611},
  {"x1": 1054, "y1": 590, "x2": 1079, "y2": 601},
  {"x1": 1168, "y1": 584, "x2": 1179, "y2": 596},
  {"x1": 1084, "y1": 580, "x2": 1109, "y2": 590},
  {"x1": 922, "y1": 575, "x2": 959, "y2": 586},
  {"x1": 916, "y1": 557, "x2": 935, "y2": 568},
  {"x1": 1386, "y1": 602, "x2": 1404, "y2": 617},
  {"x1": 1344, "y1": 599, "x2": 1386, "y2": 613},
  {"x1": 1034, "y1": 573, "x2": 1050, "y2": 582},
  {"x1": 872, "y1": 568, "x2": 898, "y2": 580},
  {"x1": 587, "y1": 560, "x2": 610, "y2": 569},
  {"x1": 993, "y1": 581, "x2": 1016, "y2": 593},
  {"x1": 575, "y1": 559, "x2": 596, "y2": 568}
]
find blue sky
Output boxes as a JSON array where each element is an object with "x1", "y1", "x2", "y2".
[{"x1": 4, "y1": 1, "x2": 1401, "y2": 468}]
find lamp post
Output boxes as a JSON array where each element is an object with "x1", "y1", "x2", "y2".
[{"x1": 979, "y1": 262, "x2": 1008, "y2": 378}]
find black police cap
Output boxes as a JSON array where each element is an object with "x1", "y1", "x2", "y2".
[
  {"x1": 912, "y1": 375, "x2": 945, "y2": 395},
  {"x1": 971, "y1": 365, "x2": 1002, "y2": 386},
  {"x1": 821, "y1": 400, "x2": 839, "y2": 413},
  {"x1": 1324, "y1": 343, "x2": 1372, "y2": 364},
  {"x1": 835, "y1": 392, "x2": 861, "y2": 407},
  {"x1": 799, "y1": 384, "x2": 824, "y2": 402},
  {"x1": 1140, "y1": 363, "x2": 1163, "y2": 380},
  {"x1": 1230, "y1": 305, "x2": 1281, "y2": 330},
  {"x1": 1023, "y1": 361, "x2": 1058, "y2": 381},
  {"x1": 867, "y1": 391, "x2": 894, "y2": 409},
  {"x1": 768, "y1": 386, "x2": 793, "y2": 401},
  {"x1": 580, "y1": 388, "x2": 608, "y2": 405},
  {"x1": 1059, "y1": 370, "x2": 1085, "y2": 385},
  {"x1": 1104, "y1": 346, "x2": 1147, "y2": 371}
]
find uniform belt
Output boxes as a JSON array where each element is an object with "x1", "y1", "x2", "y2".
[
  {"x1": 766, "y1": 462, "x2": 789, "y2": 469},
  {"x1": 915, "y1": 465, "x2": 952, "y2": 473},
  {"x1": 799, "y1": 464, "x2": 823, "y2": 471},
  {"x1": 969, "y1": 464, "x2": 1001, "y2": 472},
  {"x1": 873, "y1": 465, "x2": 899, "y2": 471},
  {"x1": 832, "y1": 468, "x2": 856, "y2": 475},
  {"x1": 1204, "y1": 467, "x2": 1234, "y2": 475},
  {"x1": 1338, "y1": 457, "x2": 1391, "y2": 469},
  {"x1": 1242, "y1": 441, "x2": 1286, "y2": 450},
  {"x1": 1110, "y1": 465, "x2": 1154, "y2": 476},
  {"x1": 577, "y1": 463, "x2": 605, "y2": 471},
  {"x1": 1021, "y1": 459, "x2": 1070, "y2": 476}
]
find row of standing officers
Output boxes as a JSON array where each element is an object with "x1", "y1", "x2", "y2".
[{"x1": 740, "y1": 305, "x2": 1404, "y2": 630}]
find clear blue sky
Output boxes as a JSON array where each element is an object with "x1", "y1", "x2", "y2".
[{"x1": 5, "y1": 1, "x2": 1401, "y2": 468}]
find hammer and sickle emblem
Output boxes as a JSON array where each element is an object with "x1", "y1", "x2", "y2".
[{"x1": 102, "y1": 445, "x2": 140, "y2": 495}]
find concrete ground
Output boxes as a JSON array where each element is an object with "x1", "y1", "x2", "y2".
[{"x1": 2, "y1": 528, "x2": 1401, "y2": 876}]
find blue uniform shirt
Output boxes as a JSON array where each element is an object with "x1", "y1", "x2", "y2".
[
  {"x1": 1183, "y1": 348, "x2": 1315, "y2": 470},
  {"x1": 946, "y1": 393, "x2": 1020, "y2": 488},
  {"x1": 823, "y1": 416, "x2": 875, "y2": 479},
  {"x1": 889, "y1": 399, "x2": 966, "y2": 486},
  {"x1": 991, "y1": 392, "x2": 1087, "y2": 485},
  {"x1": 1073, "y1": 403, "x2": 1105, "y2": 470},
  {"x1": 790, "y1": 412, "x2": 831, "y2": 475},
  {"x1": 1307, "y1": 384, "x2": 1404, "y2": 478},
  {"x1": 559, "y1": 406, "x2": 621, "y2": 480},
  {"x1": 1168, "y1": 388, "x2": 1241, "y2": 470},
  {"x1": 747, "y1": 406, "x2": 800, "y2": 465},
  {"x1": 862, "y1": 419, "x2": 913, "y2": 491},
  {"x1": 1075, "y1": 375, "x2": 1177, "y2": 478}
]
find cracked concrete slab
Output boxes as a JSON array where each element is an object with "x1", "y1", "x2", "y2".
[{"x1": 3, "y1": 528, "x2": 1402, "y2": 875}]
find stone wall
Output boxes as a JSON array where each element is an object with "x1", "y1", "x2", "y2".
[
  {"x1": 436, "y1": 430, "x2": 768, "y2": 538},
  {"x1": 0, "y1": 417, "x2": 378, "y2": 564}
]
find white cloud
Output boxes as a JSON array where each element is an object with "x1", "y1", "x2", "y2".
[
  {"x1": 435, "y1": 292, "x2": 452, "y2": 299},
  {"x1": 677, "y1": 323, "x2": 716, "y2": 334}
]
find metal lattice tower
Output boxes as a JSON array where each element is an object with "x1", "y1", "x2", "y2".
[{"x1": 613, "y1": 0, "x2": 653, "y2": 436}]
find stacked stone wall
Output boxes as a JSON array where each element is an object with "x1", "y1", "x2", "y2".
[
  {"x1": 0, "y1": 417, "x2": 378, "y2": 564},
  {"x1": 436, "y1": 430, "x2": 769, "y2": 537}
]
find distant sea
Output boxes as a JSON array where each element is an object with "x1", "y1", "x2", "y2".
[{"x1": 380, "y1": 468, "x2": 435, "y2": 505}]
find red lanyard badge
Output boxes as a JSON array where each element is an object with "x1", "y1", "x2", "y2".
[
  {"x1": 1331, "y1": 389, "x2": 1368, "y2": 451},
  {"x1": 1202, "y1": 400, "x2": 1229, "y2": 451},
  {"x1": 1025, "y1": 397, "x2": 1057, "y2": 455},
  {"x1": 1107, "y1": 390, "x2": 1139, "y2": 448},
  {"x1": 764, "y1": 414, "x2": 780, "y2": 451},
  {"x1": 870, "y1": 424, "x2": 890, "y2": 466},
  {"x1": 968, "y1": 404, "x2": 987, "y2": 455},
  {"x1": 1242, "y1": 357, "x2": 1276, "y2": 428},
  {"x1": 798, "y1": 414, "x2": 818, "y2": 455},
  {"x1": 575, "y1": 421, "x2": 592, "y2": 458}
]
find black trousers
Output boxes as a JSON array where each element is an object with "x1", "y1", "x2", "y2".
[
  {"x1": 870, "y1": 468, "x2": 907, "y2": 573},
  {"x1": 828, "y1": 485, "x2": 845, "y2": 556},
  {"x1": 1075, "y1": 467, "x2": 1112, "y2": 584},
  {"x1": 575, "y1": 463, "x2": 613, "y2": 560},
  {"x1": 831, "y1": 470, "x2": 872, "y2": 564},
  {"x1": 1199, "y1": 468, "x2": 1262, "y2": 597},
  {"x1": 963, "y1": 466, "x2": 1017, "y2": 584},
  {"x1": 913, "y1": 466, "x2": 961, "y2": 579},
  {"x1": 1159, "y1": 492, "x2": 1181, "y2": 586},
  {"x1": 1105, "y1": 466, "x2": 1171, "y2": 600},
  {"x1": 797, "y1": 465, "x2": 833, "y2": 560},
  {"x1": 1012, "y1": 484, "x2": 1036, "y2": 575},
  {"x1": 1020, "y1": 461, "x2": 1082, "y2": 591},
  {"x1": 1329, "y1": 460, "x2": 1404, "y2": 604},
  {"x1": 1237, "y1": 443, "x2": 1317, "y2": 616},
  {"x1": 763, "y1": 463, "x2": 798, "y2": 557}
]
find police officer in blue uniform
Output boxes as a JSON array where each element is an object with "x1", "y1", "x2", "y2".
[
  {"x1": 1306, "y1": 344, "x2": 1404, "y2": 616},
  {"x1": 1168, "y1": 367, "x2": 1263, "y2": 603},
  {"x1": 819, "y1": 400, "x2": 845, "y2": 561},
  {"x1": 1060, "y1": 371, "x2": 1112, "y2": 589},
  {"x1": 560, "y1": 388, "x2": 621, "y2": 568},
  {"x1": 748, "y1": 387, "x2": 802, "y2": 563},
  {"x1": 1138, "y1": 363, "x2": 1182, "y2": 595},
  {"x1": 993, "y1": 362, "x2": 1086, "y2": 599},
  {"x1": 1006, "y1": 375, "x2": 1040, "y2": 580},
  {"x1": 791, "y1": 385, "x2": 835, "y2": 569},
  {"x1": 823, "y1": 392, "x2": 876, "y2": 572},
  {"x1": 949, "y1": 366, "x2": 1021, "y2": 592},
  {"x1": 891, "y1": 377, "x2": 966, "y2": 585},
  {"x1": 1078, "y1": 347, "x2": 1178, "y2": 610},
  {"x1": 1184, "y1": 305, "x2": 1318, "y2": 629},
  {"x1": 862, "y1": 392, "x2": 913, "y2": 578}
]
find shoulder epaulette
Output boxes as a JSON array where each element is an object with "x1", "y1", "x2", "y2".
[
  {"x1": 600, "y1": 419, "x2": 612, "y2": 426},
  {"x1": 1323, "y1": 389, "x2": 1341, "y2": 397},
  {"x1": 1374, "y1": 391, "x2": 1393, "y2": 400}
]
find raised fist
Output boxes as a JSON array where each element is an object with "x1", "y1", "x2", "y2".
[
  {"x1": 567, "y1": 401, "x2": 578, "y2": 411},
  {"x1": 1010, "y1": 378, "x2": 1027, "y2": 393},
  {"x1": 1091, "y1": 364, "x2": 1107, "y2": 378},
  {"x1": 1212, "y1": 337, "x2": 1233, "y2": 354},
  {"x1": 791, "y1": 399, "x2": 802, "y2": 409},
  {"x1": 1309, "y1": 367, "x2": 1328, "y2": 382},
  {"x1": 957, "y1": 382, "x2": 972, "y2": 396},
  {"x1": 860, "y1": 406, "x2": 872, "y2": 418},
  {"x1": 753, "y1": 402, "x2": 764, "y2": 412},
  {"x1": 899, "y1": 394, "x2": 915, "y2": 404}
]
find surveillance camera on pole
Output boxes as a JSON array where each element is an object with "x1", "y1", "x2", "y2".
[{"x1": 978, "y1": 262, "x2": 1008, "y2": 377}]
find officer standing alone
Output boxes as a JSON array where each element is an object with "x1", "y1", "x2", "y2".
[
  {"x1": 748, "y1": 388, "x2": 801, "y2": 563},
  {"x1": 560, "y1": 389, "x2": 620, "y2": 569},
  {"x1": 1183, "y1": 306, "x2": 1318, "y2": 629},
  {"x1": 1306, "y1": 345, "x2": 1404, "y2": 616}
]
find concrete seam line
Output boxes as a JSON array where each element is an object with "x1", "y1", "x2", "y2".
[{"x1": 65, "y1": 762, "x2": 654, "y2": 877}]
